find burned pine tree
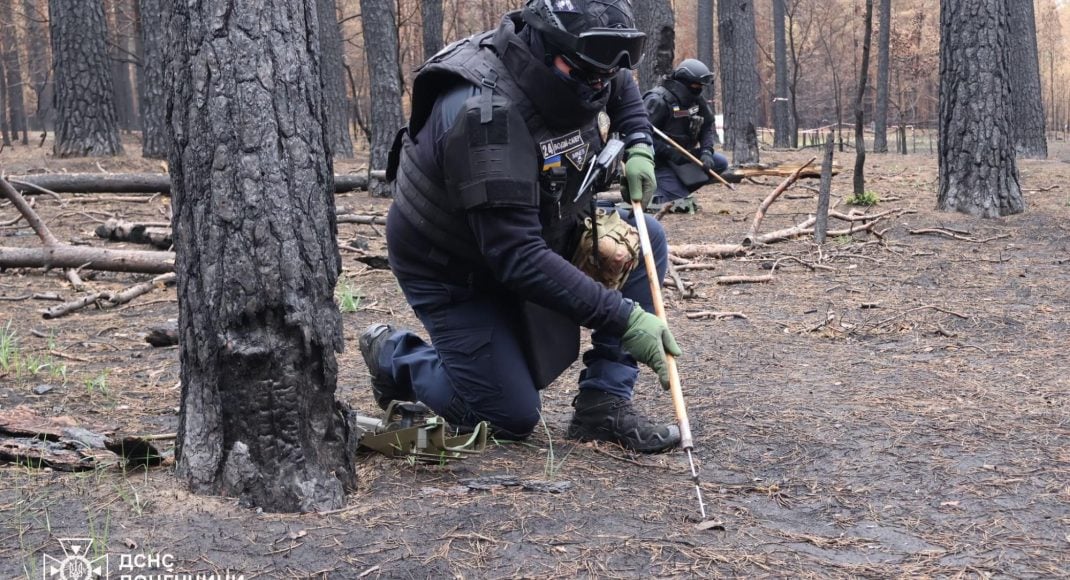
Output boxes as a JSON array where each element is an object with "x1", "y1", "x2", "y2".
[
  {"x1": 317, "y1": 0, "x2": 354, "y2": 159},
  {"x1": 873, "y1": 0, "x2": 891, "y2": 153},
  {"x1": 938, "y1": 0, "x2": 1023, "y2": 217},
  {"x1": 718, "y1": 0, "x2": 760, "y2": 163},
  {"x1": 422, "y1": 0, "x2": 444, "y2": 60},
  {"x1": 634, "y1": 0, "x2": 675, "y2": 92},
  {"x1": 169, "y1": 0, "x2": 355, "y2": 512},
  {"x1": 772, "y1": 0, "x2": 791, "y2": 149},
  {"x1": 852, "y1": 0, "x2": 874, "y2": 196},
  {"x1": 1006, "y1": 0, "x2": 1047, "y2": 160},
  {"x1": 359, "y1": 0, "x2": 404, "y2": 197},
  {"x1": 49, "y1": 0, "x2": 124, "y2": 157},
  {"x1": 139, "y1": 0, "x2": 169, "y2": 159},
  {"x1": 0, "y1": 0, "x2": 28, "y2": 145}
]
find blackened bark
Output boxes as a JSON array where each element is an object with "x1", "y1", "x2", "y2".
[
  {"x1": 22, "y1": 0, "x2": 51, "y2": 133},
  {"x1": 169, "y1": 0, "x2": 354, "y2": 512},
  {"x1": 772, "y1": 0, "x2": 791, "y2": 148},
  {"x1": 718, "y1": 0, "x2": 760, "y2": 163},
  {"x1": 938, "y1": 0, "x2": 1023, "y2": 217},
  {"x1": 138, "y1": 0, "x2": 168, "y2": 158},
  {"x1": 697, "y1": 0, "x2": 714, "y2": 70},
  {"x1": 317, "y1": 0, "x2": 354, "y2": 159},
  {"x1": 422, "y1": 0, "x2": 444, "y2": 61},
  {"x1": 0, "y1": 63, "x2": 9, "y2": 146},
  {"x1": 634, "y1": 0, "x2": 675, "y2": 92},
  {"x1": 0, "y1": 0, "x2": 28, "y2": 144},
  {"x1": 359, "y1": 0, "x2": 404, "y2": 197},
  {"x1": 853, "y1": 0, "x2": 873, "y2": 196},
  {"x1": 1006, "y1": 0, "x2": 1047, "y2": 159},
  {"x1": 50, "y1": 0, "x2": 123, "y2": 157},
  {"x1": 873, "y1": 0, "x2": 891, "y2": 153},
  {"x1": 106, "y1": 0, "x2": 136, "y2": 131}
]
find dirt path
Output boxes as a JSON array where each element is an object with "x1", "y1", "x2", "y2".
[{"x1": 1, "y1": 138, "x2": 1067, "y2": 578}]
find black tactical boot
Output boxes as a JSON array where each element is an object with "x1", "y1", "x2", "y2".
[
  {"x1": 359, "y1": 324, "x2": 415, "y2": 410},
  {"x1": 567, "y1": 389, "x2": 681, "y2": 453}
]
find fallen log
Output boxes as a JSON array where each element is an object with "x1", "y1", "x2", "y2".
[
  {"x1": 742, "y1": 158, "x2": 816, "y2": 246},
  {"x1": 722, "y1": 161, "x2": 839, "y2": 184},
  {"x1": 9, "y1": 171, "x2": 387, "y2": 195},
  {"x1": 95, "y1": 219, "x2": 173, "y2": 249},
  {"x1": 0, "y1": 246, "x2": 174, "y2": 274}
]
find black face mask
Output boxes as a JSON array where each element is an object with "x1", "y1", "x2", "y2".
[
  {"x1": 550, "y1": 63, "x2": 609, "y2": 102},
  {"x1": 689, "y1": 84, "x2": 705, "y2": 96}
]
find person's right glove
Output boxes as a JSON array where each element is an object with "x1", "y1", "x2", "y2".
[
  {"x1": 624, "y1": 144, "x2": 657, "y2": 208},
  {"x1": 621, "y1": 303, "x2": 682, "y2": 390},
  {"x1": 700, "y1": 148, "x2": 718, "y2": 173}
]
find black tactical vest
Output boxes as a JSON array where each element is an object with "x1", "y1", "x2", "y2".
[
  {"x1": 390, "y1": 18, "x2": 609, "y2": 260},
  {"x1": 648, "y1": 80, "x2": 709, "y2": 151}
]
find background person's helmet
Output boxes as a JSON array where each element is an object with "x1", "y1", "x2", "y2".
[
  {"x1": 671, "y1": 59, "x2": 715, "y2": 86},
  {"x1": 522, "y1": 0, "x2": 646, "y2": 79}
]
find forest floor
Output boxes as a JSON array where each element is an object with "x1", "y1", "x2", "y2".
[{"x1": 0, "y1": 134, "x2": 1067, "y2": 579}]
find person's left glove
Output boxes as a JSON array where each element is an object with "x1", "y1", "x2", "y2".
[
  {"x1": 624, "y1": 144, "x2": 657, "y2": 208},
  {"x1": 700, "y1": 148, "x2": 718, "y2": 173}
]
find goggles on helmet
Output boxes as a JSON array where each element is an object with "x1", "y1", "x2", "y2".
[{"x1": 563, "y1": 28, "x2": 647, "y2": 75}]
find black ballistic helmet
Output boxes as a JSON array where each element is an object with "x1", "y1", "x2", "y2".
[
  {"x1": 522, "y1": 0, "x2": 647, "y2": 76},
  {"x1": 672, "y1": 59, "x2": 715, "y2": 86}
]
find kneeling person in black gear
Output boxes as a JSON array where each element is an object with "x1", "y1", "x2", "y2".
[
  {"x1": 644, "y1": 59, "x2": 728, "y2": 211},
  {"x1": 361, "y1": 0, "x2": 683, "y2": 453}
]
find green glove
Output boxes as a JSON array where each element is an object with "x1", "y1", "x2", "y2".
[
  {"x1": 621, "y1": 303, "x2": 682, "y2": 390},
  {"x1": 624, "y1": 144, "x2": 657, "y2": 208}
]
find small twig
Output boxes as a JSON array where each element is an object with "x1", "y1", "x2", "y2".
[
  {"x1": 872, "y1": 304, "x2": 969, "y2": 328},
  {"x1": 715, "y1": 274, "x2": 774, "y2": 285},
  {"x1": 685, "y1": 311, "x2": 748, "y2": 320},
  {"x1": 909, "y1": 228, "x2": 1012, "y2": 244}
]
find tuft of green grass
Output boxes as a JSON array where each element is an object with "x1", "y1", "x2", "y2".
[
  {"x1": 336, "y1": 279, "x2": 363, "y2": 313},
  {"x1": 85, "y1": 370, "x2": 110, "y2": 395},
  {"x1": 0, "y1": 321, "x2": 17, "y2": 373},
  {"x1": 845, "y1": 190, "x2": 880, "y2": 206}
]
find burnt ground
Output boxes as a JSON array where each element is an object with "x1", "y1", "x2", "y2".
[{"x1": 0, "y1": 136, "x2": 1067, "y2": 579}]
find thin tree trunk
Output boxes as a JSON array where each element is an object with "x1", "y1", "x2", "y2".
[
  {"x1": 938, "y1": 0, "x2": 1022, "y2": 218},
  {"x1": 0, "y1": 0, "x2": 28, "y2": 144},
  {"x1": 50, "y1": 0, "x2": 123, "y2": 157},
  {"x1": 0, "y1": 62, "x2": 9, "y2": 147},
  {"x1": 873, "y1": 0, "x2": 891, "y2": 153},
  {"x1": 169, "y1": 0, "x2": 354, "y2": 512},
  {"x1": 359, "y1": 0, "x2": 404, "y2": 197},
  {"x1": 138, "y1": 0, "x2": 168, "y2": 159},
  {"x1": 718, "y1": 0, "x2": 760, "y2": 163},
  {"x1": 422, "y1": 0, "x2": 444, "y2": 61},
  {"x1": 772, "y1": 0, "x2": 791, "y2": 148},
  {"x1": 22, "y1": 0, "x2": 51, "y2": 134},
  {"x1": 853, "y1": 0, "x2": 873, "y2": 196},
  {"x1": 1006, "y1": 0, "x2": 1047, "y2": 159}
]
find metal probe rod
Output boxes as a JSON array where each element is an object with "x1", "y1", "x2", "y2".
[
  {"x1": 651, "y1": 125, "x2": 736, "y2": 191},
  {"x1": 630, "y1": 200, "x2": 707, "y2": 519}
]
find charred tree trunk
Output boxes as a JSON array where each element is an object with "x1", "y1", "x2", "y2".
[
  {"x1": 938, "y1": 0, "x2": 1023, "y2": 217},
  {"x1": 317, "y1": 0, "x2": 354, "y2": 159},
  {"x1": 634, "y1": 0, "x2": 675, "y2": 92},
  {"x1": 359, "y1": 0, "x2": 404, "y2": 197},
  {"x1": 422, "y1": 0, "x2": 444, "y2": 60},
  {"x1": 718, "y1": 0, "x2": 760, "y2": 163},
  {"x1": 169, "y1": 0, "x2": 354, "y2": 512},
  {"x1": 853, "y1": 0, "x2": 873, "y2": 196},
  {"x1": 1006, "y1": 0, "x2": 1047, "y2": 159},
  {"x1": 0, "y1": 0, "x2": 28, "y2": 144},
  {"x1": 22, "y1": 0, "x2": 51, "y2": 134},
  {"x1": 106, "y1": 0, "x2": 137, "y2": 131},
  {"x1": 873, "y1": 0, "x2": 891, "y2": 153},
  {"x1": 50, "y1": 0, "x2": 123, "y2": 157},
  {"x1": 138, "y1": 0, "x2": 169, "y2": 159},
  {"x1": 772, "y1": 0, "x2": 790, "y2": 148}
]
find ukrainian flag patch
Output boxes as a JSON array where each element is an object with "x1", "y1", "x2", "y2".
[{"x1": 542, "y1": 154, "x2": 563, "y2": 171}]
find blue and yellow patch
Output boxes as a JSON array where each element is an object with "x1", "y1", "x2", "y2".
[{"x1": 542, "y1": 154, "x2": 563, "y2": 171}]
